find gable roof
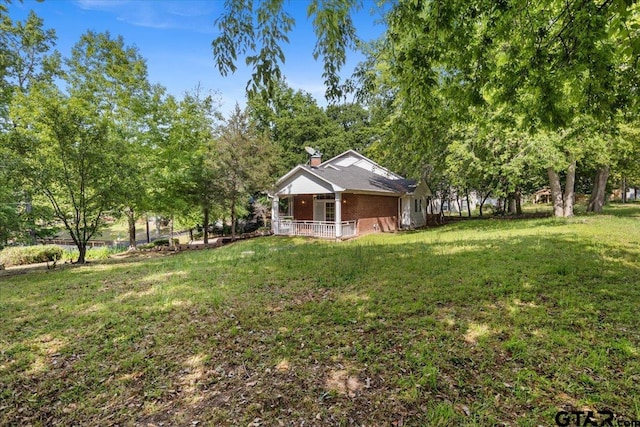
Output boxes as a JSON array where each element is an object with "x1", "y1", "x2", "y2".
[{"x1": 276, "y1": 150, "x2": 418, "y2": 195}]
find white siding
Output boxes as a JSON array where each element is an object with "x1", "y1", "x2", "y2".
[{"x1": 276, "y1": 171, "x2": 334, "y2": 195}]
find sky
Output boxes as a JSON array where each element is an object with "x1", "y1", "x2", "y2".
[{"x1": 7, "y1": 0, "x2": 387, "y2": 114}]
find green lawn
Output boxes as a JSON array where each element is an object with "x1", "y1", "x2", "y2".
[{"x1": 1, "y1": 205, "x2": 639, "y2": 426}]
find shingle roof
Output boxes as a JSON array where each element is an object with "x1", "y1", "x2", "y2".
[{"x1": 301, "y1": 165, "x2": 416, "y2": 195}]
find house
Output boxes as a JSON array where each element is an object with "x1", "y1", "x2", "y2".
[
  {"x1": 533, "y1": 188, "x2": 552, "y2": 204},
  {"x1": 270, "y1": 149, "x2": 432, "y2": 239}
]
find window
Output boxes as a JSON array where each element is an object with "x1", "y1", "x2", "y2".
[
  {"x1": 279, "y1": 197, "x2": 292, "y2": 217},
  {"x1": 315, "y1": 194, "x2": 334, "y2": 200},
  {"x1": 415, "y1": 199, "x2": 422, "y2": 212},
  {"x1": 325, "y1": 202, "x2": 335, "y2": 222}
]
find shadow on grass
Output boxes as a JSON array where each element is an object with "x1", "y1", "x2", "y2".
[
  {"x1": 596, "y1": 202, "x2": 640, "y2": 218},
  {"x1": 1, "y1": 223, "x2": 639, "y2": 426}
]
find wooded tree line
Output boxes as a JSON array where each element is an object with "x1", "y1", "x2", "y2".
[
  {"x1": 214, "y1": 0, "x2": 640, "y2": 216},
  {"x1": 0, "y1": 8, "x2": 375, "y2": 261}
]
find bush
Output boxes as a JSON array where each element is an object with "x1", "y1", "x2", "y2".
[
  {"x1": 62, "y1": 246, "x2": 126, "y2": 262},
  {"x1": 147, "y1": 238, "x2": 179, "y2": 247},
  {"x1": 0, "y1": 245, "x2": 64, "y2": 267}
]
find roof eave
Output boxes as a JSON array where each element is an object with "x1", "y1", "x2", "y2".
[{"x1": 275, "y1": 165, "x2": 345, "y2": 193}]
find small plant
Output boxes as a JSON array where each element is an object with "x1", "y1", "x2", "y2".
[
  {"x1": 0, "y1": 245, "x2": 64, "y2": 267},
  {"x1": 149, "y1": 238, "x2": 179, "y2": 247}
]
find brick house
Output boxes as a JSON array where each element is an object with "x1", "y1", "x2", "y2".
[{"x1": 271, "y1": 150, "x2": 432, "y2": 239}]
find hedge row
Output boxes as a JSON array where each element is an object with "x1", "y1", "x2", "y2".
[{"x1": 0, "y1": 245, "x2": 64, "y2": 267}]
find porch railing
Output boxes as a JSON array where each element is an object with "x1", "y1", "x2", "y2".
[{"x1": 275, "y1": 219, "x2": 357, "y2": 238}]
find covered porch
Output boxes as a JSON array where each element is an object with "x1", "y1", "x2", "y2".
[{"x1": 271, "y1": 193, "x2": 356, "y2": 239}]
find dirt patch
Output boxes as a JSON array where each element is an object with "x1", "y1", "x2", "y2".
[{"x1": 325, "y1": 369, "x2": 364, "y2": 397}]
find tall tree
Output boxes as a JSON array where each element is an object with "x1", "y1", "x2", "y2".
[
  {"x1": 9, "y1": 84, "x2": 123, "y2": 263},
  {"x1": 248, "y1": 81, "x2": 337, "y2": 176},
  {"x1": 6, "y1": 30, "x2": 155, "y2": 262},
  {"x1": 211, "y1": 104, "x2": 276, "y2": 239},
  {"x1": 66, "y1": 31, "x2": 153, "y2": 248},
  {"x1": 0, "y1": 10, "x2": 59, "y2": 243},
  {"x1": 160, "y1": 88, "x2": 221, "y2": 245},
  {"x1": 371, "y1": 0, "x2": 640, "y2": 217},
  {"x1": 0, "y1": 10, "x2": 60, "y2": 126}
]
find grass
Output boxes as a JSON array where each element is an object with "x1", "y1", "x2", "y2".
[{"x1": 1, "y1": 205, "x2": 639, "y2": 426}]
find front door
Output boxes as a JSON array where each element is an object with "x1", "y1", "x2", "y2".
[{"x1": 314, "y1": 200, "x2": 335, "y2": 222}]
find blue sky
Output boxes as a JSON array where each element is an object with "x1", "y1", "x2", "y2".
[{"x1": 7, "y1": 0, "x2": 387, "y2": 113}]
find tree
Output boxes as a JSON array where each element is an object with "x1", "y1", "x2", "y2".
[
  {"x1": 211, "y1": 104, "x2": 276, "y2": 239},
  {"x1": 1, "y1": 10, "x2": 60, "y2": 126},
  {"x1": 212, "y1": 0, "x2": 360, "y2": 100},
  {"x1": 9, "y1": 84, "x2": 123, "y2": 263},
  {"x1": 248, "y1": 80, "x2": 337, "y2": 176},
  {"x1": 248, "y1": 80, "x2": 377, "y2": 180},
  {"x1": 5, "y1": 29, "x2": 156, "y2": 262},
  {"x1": 0, "y1": 10, "x2": 60, "y2": 243},
  {"x1": 161, "y1": 88, "x2": 221, "y2": 245},
  {"x1": 349, "y1": 0, "x2": 640, "y2": 217},
  {"x1": 65, "y1": 31, "x2": 154, "y2": 248}
]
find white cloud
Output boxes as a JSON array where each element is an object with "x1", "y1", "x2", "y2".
[{"x1": 74, "y1": 0, "x2": 219, "y2": 33}]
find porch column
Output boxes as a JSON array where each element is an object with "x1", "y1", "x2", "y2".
[
  {"x1": 271, "y1": 195, "x2": 279, "y2": 234},
  {"x1": 335, "y1": 192, "x2": 342, "y2": 238}
]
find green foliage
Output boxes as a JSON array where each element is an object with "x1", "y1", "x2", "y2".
[
  {"x1": 146, "y1": 238, "x2": 179, "y2": 247},
  {"x1": 61, "y1": 245, "x2": 126, "y2": 262},
  {"x1": 212, "y1": 0, "x2": 359, "y2": 100},
  {"x1": 0, "y1": 10, "x2": 60, "y2": 244},
  {"x1": 9, "y1": 84, "x2": 119, "y2": 262},
  {"x1": 248, "y1": 80, "x2": 376, "y2": 178},
  {"x1": 3, "y1": 28, "x2": 156, "y2": 262},
  {"x1": 0, "y1": 9, "x2": 60, "y2": 125},
  {"x1": 357, "y1": 0, "x2": 640, "y2": 215},
  {"x1": 211, "y1": 104, "x2": 277, "y2": 237},
  {"x1": 0, "y1": 244, "x2": 62, "y2": 267}
]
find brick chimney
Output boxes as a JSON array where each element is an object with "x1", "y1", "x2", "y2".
[{"x1": 310, "y1": 151, "x2": 322, "y2": 167}]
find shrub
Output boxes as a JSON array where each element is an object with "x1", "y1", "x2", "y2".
[
  {"x1": 0, "y1": 245, "x2": 64, "y2": 267},
  {"x1": 150, "y1": 238, "x2": 179, "y2": 247},
  {"x1": 62, "y1": 246, "x2": 126, "y2": 262}
]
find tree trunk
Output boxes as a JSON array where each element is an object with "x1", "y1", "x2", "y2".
[
  {"x1": 231, "y1": 198, "x2": 236, "y2": 239},
  {"x1": 145, "y1": 215, "x2": 150, "y2": 243},
  {"x1": 479, "y1": 191, "x2": 492, "y2": 217},
  {"x1": 169, "y1": 217, "x2": 174, "y2": 248},
  {"x1": 127, "y1": 207, "x2": 137, "y2": 249},
  {"x1": 548, "y1": 167, "x2": 564, "y2": 217},
  {"x1": 466, "y1": 191, "x2": 472, "y2": 217},
  {"x1": 456, "y1": 194, "x2": 462, "y2": 217},
  {"x1": 25, "y1": 193, "x2": 36, "y2": 244},
  {"x1": 563, "y1": 160, "x2": 576, "y2": 217},
  {"x1": 507, "y1": 194, "x2": 517, "y2": 214},
  {"x1": 77, "y1": 242, "x2": 87, "y2": 264},
  {"x1": 621, "y1": 175, "x2": 626, "y2": 203},
  {"x1": 587, "y1": 166, "x2": 610, "y2": 213},
  {"x1": 515, "y1": 189, "x2": 522, "y2": 215},
  {"x1": 203, "y1": 207, "x2": 210, "y2": 244},
  {"x1": 497, "y1": 197, "x2": 505, "y2": 215}
]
